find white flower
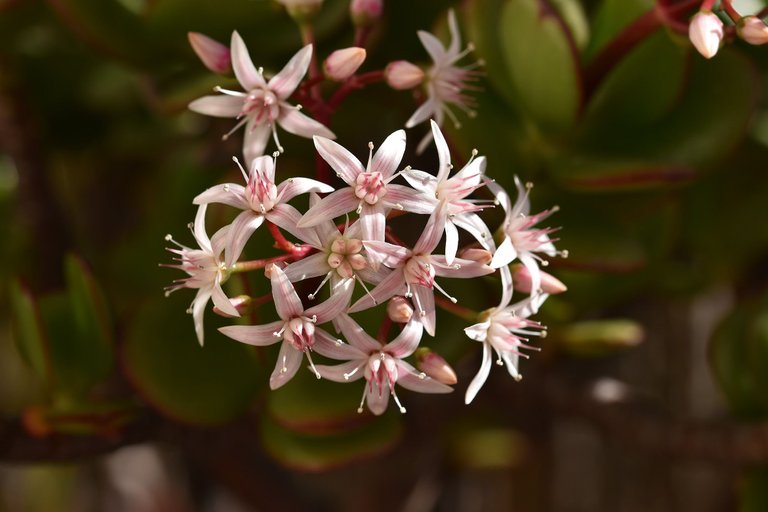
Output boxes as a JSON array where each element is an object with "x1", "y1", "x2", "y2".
[
  {"x1": 689, "y1": 11, "x2": 723, "y2": 59},
  {"x1": 189, "y1": 32, "x2": 335, "y2": 161},
  {"x1": 163, "y1": 204, "x2": 240, "y2": 346},
  {"x1": 405, "y1": 10, "x2": 480, "y2": 152}
]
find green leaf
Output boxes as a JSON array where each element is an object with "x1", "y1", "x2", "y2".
[
  {"x1": 710, "y1": 294, "x2": 768, "y2": 420},
  {"x1": 584, "y1": 0, "x2": 652, "y2": 61},
  {"x1": 123, "y1": 296, "x2": 261, "y2": 425},
  {"x1": 9, "y1": 280, "x2": 52, "y2": 386},
  {"x1": 260, "y1": 412, "x2": 402, "y2": 472},
  {"x1": 742, "y1": 467, "x2": 768, "y2": 512},
  {"x1": 555, "y1": 319, "x2": 644, "y2": 357},
  {"x1": 498, "y1": 0, "x2": 583, "y2": 134}
]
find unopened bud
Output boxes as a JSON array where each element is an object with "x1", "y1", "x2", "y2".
[
  {"x1": 688, "y1": 11, "x2": 724, "y2": 59},
  {"x1": 511, "y1": 264, "x2": 567, "y2": 295},
  {"x1": 350, "y1": 0, "x2": 383, "y2": 26},
  {"x1": 415, "y1": 348, "x2": 457, "y2": 385},
  {"x1": 276, "y1": 0, "x2": 323, "y2": 21},
  {"x1": 385, "y1": 60, "x2": 424, "y2": 90},
  {"x1": 738, "y1": 16, "x2": 768, "y2": 45},
  {"x1": 213, "y1": 295, "x2": 252, "y2": 318},
  {"x1": 188, "y1": 32, "x2": 232, "y2": 74},
  {"x1": 387, "y1": 296, "x2": 413, "y2": 323},
  {"x1": 324, "y1": 47, "x2": 366, "y2": 81},
  {"x1": 458, "y1": 247, "x2": 493, "y2": 265}
]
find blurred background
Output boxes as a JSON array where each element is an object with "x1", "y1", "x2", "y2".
[{"x1": 2, "y1": 0, "x2": 768, "y2": 510}]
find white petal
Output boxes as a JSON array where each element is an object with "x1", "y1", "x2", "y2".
[
  {"x1": 270, "y1": 265, "x2": 304, "y2": 320},
  {"x1": 413, "y1": 206, "x2": 446, "y2": 255},
  {"x1": 348, "y1": 269, "x2": 406, "y2": 313},
  {"x1": 335, "y1": 313, "x2": 382, "y2": 353},
  {"x1": 266, "y1": 203, "x2": 322, "y2": 248},
  {"x1": 305, "y1": 278, "x2": 354, "y2": 323},
  {"x1": 396, "y1": 361, "x2": 453, "y2": 393},
  {"x1": 490, "y1": 236, "x2": 516, "y2": 268},
  {"x1": 446, "y1": 10, "x2": 462, "y2": 58},
  {"x1": 225, "y1": 211, "x2": 264, "y2": 267},
  {"x1": 279, "y1": 108, "x2": 335, "y2": 139},
  {"x1": 219, "y1": 320, "x2": 285, "y2": 346},
  {"x1": 405, "y1": 98, "x2": 439, "y2": 129},
  {"x1": 313, "y1": 330, "x2": 366, "y2": 361},
  {"x1": 430, "y1": 120, "x2": 451, "y2": 182},
  {"x1": 269, "y1": 45, "x2": 312, "y2": 99},
  {"x1": 211, "y1": 278, "x2": 238, "y2": 317},
  {"x1": 313, "y1": 136, "x2": 364, "y2": 185},
  {"x1": 243, "y1": 119, "x2": 271, "y2": 163},
  {"x1": 383, "y1": 318, "x2": 423, "y2": 357},
  {"x1": 417, "y1": 30, "x2": 448, "y2": 66},
  {"x1": 499, "y1": 265, "x2": 513, "y2": 309},
  {"x1": 431, "y1": 256, "x2": 493, "y2": 279},
  {"x1": 359, "y1": 204, "x2": 386, "y2": 243},
  {"x1": 192, "y1": 204, "x2": 212, "y2": 253},
  {"x1": 231, "y1": 31, "x2": 267, "y2": 90},
  {"x1": 193, "y1": 183, "x2": 248, "y2": 209},
  {"x1": 188, "y1": 95, "x2": 243, "y2": 118},
  {"x1": 269, "y1": 342, "x2": 303, "y2": 389},
  {"x1": 315, "y1": 361, "x2": 367, "y2": 382},
  {"x1": 464, "y1": 320, "x2": 490, "y2": 342},
  {"x1": 402, "y1": 168, "x2": 438, "y2": 194},
  {"x1": 363, "y1": 241, "x2": 411, "y2": 269},
  {"x1": 453, "y1": 213, "x2": 494, "y2": 250},
  {"x1": 366, "y1": 382, "x2": 390, "y2": 415},
  {"x1": 283, "y1": 253, "x2": 329, "y2": 282},
  {"x1": 485, "y1": 178, "x2": 514, "y2": 216},
  {"x1": 192, "y1": 288, "x2": 212, "y2": 346},
  {"x1": 465, "y1": 342, "x2": 492, "y2": 404},
  {"x1": 444, "y1": 220, "x2": 458, "y2": 265},
  {"x1": 371, "y1": 129, "x2": 406, "y2": 179},
  {"x1": 412, "y1": 285, "x2": 436, "y2": 336},
  {"x1": 380, "y1": 184, "x2": 435, "y2": 215},
  {"x1": 501, "y1": 352, "x2": 520, "y2": 380},
  {"x1": 297, "y1": 188, "x2": 359, "y2": 227}
]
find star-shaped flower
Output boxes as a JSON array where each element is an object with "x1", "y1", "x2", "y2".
[
  {"x1": 189, "y1": 32, "x2": 335, "y2": 161},
  {"x1": 297, "y1": 130, "x2": 433, "y2": 242},
  {"x1": 315, "y1": 314, "x2": 453, "y2": 415},
  {"x1": 219, "y1": 265, "x2": 353, "y2": 389},
  {"x1": 164, "y1": 204, "x2": 240, "y2": 346}
]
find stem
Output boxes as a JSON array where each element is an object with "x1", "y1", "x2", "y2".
[
  {"x1": 377, "y1": 316, "x2": 393, "y2": 343},
  {"x1": 231, "y1": 248, "x2": 314, "y2": 273},
  {"x1": 434, "y1": 296, "x2": 478, "y2": 322},
  {"x1": 267, "y1": 221, "x2": 299, "y2": 253},
  {"x1": 353, "y1": 26, "x2": 372, "y2": 48},
  {"x1": 327, "y1": 70, "x2": 385, "y2": 112},
  {"x1": 721, "y1": 0, "x2": 741, "y2": 21}
]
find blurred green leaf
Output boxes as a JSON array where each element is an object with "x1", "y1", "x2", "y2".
[
  {"x1": 498, "y1": 0, "x2": 583, "y2": 134},
  {"x1": 584, "y1": 0, "x2": 651, "y2": 61},
  {"x1": 9, "y1": 280, "x2": 52, "y2": 386},
  {"x1": 554, "y1": 319, "x2": 644, "y2": 357},
  {"x1": 742, "y1": 467, "x2": 768, "y2": 512},
  {"x1": 710, "y1": 294, "x2": 768, "y2": 420},
  {"x1": 123, "y1": 296, "x2": 261, "y2": 425},
  {"x1": 260, "y1": 412, "x2": 402, "y2": 472}
]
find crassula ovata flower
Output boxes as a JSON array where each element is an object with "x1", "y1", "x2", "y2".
[
  {"x1": 689, "y1": 11, "x2": 724, "y2": 59},
  {"x1": 188, "y1": 32, "x2": 232, "y2": 74},
  {"x1": 324, "y1": 47, "x2": 367, "y2": 81},
  {"x1": 739, "y1": 16, "x2": 768, "y2": 45},
  {"x1": 189, "y1": 32, "x2": 335, "y2": 161},
  {"x1": 315, "y1": 314, "x2": 452, "y2": 415},
  {"x1": 385, "y1": 60, "x2": 425, "y2": 90}
]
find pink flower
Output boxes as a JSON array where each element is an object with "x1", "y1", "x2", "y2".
[
  {"x1": 219, "y1": 266, "x2": 353, "y2": 389},
  {"x1": 739, "y1": 16, "x2": 768, "y2": 45},
  {"x1": 489, "y1": 176, "x2": 565, "y2": 305},
  {"x1": 385, "y1": 60, "x2": 425, "y2": 90},
  {"x1": 297, "y1": 130, "x2": 433, "y2": 242},
  {"x1": 324, "y1": 47, "x2": 367, "y2": 81},
  {"x1": 189, "y1": 32, "x2": 335, "y2": 162},
  {"x1": 403, "y1": 120, "x2": 494, "y2": 264},
  {"x1": 463, "y1": 293, "x2": 547, "y2": 404},
  {"x1": 349, "y1": 207, "x2": 494, "y2": 336},
  {"x1": 405, "y1": 10, "x2": 480, "y2": 152},
  {"x1": 314, "y1": 314, "x2": 452, "y2": 415},
  {"x1": 163, "y1": 205, "x2": 240, "y2": 346},
  {"x1": 193, "y1": 155, "x2": 332, "y2": 267},
  {"x1": 188, "y1": 32, "x2": 232, "y2": 74},
  {"x1": 689, "y1": 11, "x2": 723, "y2": 59}
]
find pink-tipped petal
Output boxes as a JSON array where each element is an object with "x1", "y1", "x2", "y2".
[
  {"x1": 270, "y1": 265, "x2": 304, "y2": 320},
  {"x1": 189, "y1": 95, "x2": 244, "y2": 118},
  {"x1": 188, "y1": 32, "x2": 232, "y2": 74},
  {"x1": 231, "y1": 31, "x2": 267, "y2": 90},
  {"x1": 413, "y1": 207, "x2": 447, "y2": 255},
  {"x1": 225, "y1": 211, "x2": 264, "y2": 267},
  {"x1": 276, "y1": 177, "x2": 334, "y2": 203},
  {"x1": 412, "y1": 285, "x2": 436, "y2": 336},
  {"x1": 371, "y1": 129, "x2": 406, "y2": 179},
  {"x1": 348, "y1": 269, "x2": 405, "y2": 313},
  {"x1": 363, "y1": 241, "x2": 411, "y2": 268},
  {"x1": 297, "y1": 188, "x2": 359, "y2": 227},
  {"x1": 279, "y1": 108, "x2": 336, "y2": 139},
  {"x1": 283, "y1": 253, "x2": 329, "y2": 282},
  {"x1": 219, "y1": 320, "x2": 285, "y2": 346},
  {"x1": 396, "y1": 361, "x2": 453, "y2": 393},
  {"x1": 306, "y1": 279, "x2": 354, "y2": 323},
  {"x1": 464, "y1": 342, "x2": 492, "y2": 404},
  {"x1": 269, "y1": 342, "x2": 303, "y2": 389},
  {"x1": 359, "y1": 204, "x2": 386, "y2": 243},
  {"x1": 193, "y1": 183, "x2": 248, "y2": 209},
  {"x1": 381, "y1": 184, "x2": 436, "y2": 215},
  {"x1": 432, "y1": 256, "x2": 493, "y2": 278},
  {"x1": 336, "y1": 314, "x2": 383, "y2": 352},
  {"x1": 313, "y1": 136, "x2": 364, "y2": 184},
  {"x1": 315, "y1": 361, "x2": 367, "y2": 382},
  {"x1": 383, "y1": 318, "x2": 423, "y2": 357},
  {"x1": 269, "y1": 45, "x2": 312, "y2": 99},
  {"x1": 313, "y1": 329, "x2": 366, "y2": 360},
  {"x1": 266, "y1": 203, "x2": 322, "y2": 249}
]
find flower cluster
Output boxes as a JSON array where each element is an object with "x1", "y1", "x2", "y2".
[
  {"x1": 165, "y1": 10, "x2": 567, "y2": 414},
  {"x1": 688, "y1": 1, "x2": 768, "y2": 60}
]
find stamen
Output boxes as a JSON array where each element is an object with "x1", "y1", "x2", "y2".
[
  {"x1": 273, "y1": 325, "x2": 286, "y2": 337},
  {"x1": 343, "y1": 365, "x2": 361, "y2": 380},
  {"x1": 391, "y1": 389, "x2": 407, "y2": 414},
  {"x1": 222, "y1": 117, "x2": 249, "y2": 141},
  {"x1": 213, "y1": 86, "x2": 247, "y2": 97},
  {"x1": 271, "y1": 124, "x2": 285, "y2": 153},
  {"x1": 308, "y1": 272, "x2": 333, "y2": 300},
  {"x1": 433, "y1": 281, "x2": 457, "y2": 303},
  {"x1": 355, "y1": 274, "x2": 378, "y2": 305},
  {"x1": 304, "y1": 349, "x2": 322, "y2": 379},
  {"x1": 232, "y1": 156, "x2": 249, "y2": 182},
  {"x1": 357, "y1": 385, "x2": 367, "y2": 413}
]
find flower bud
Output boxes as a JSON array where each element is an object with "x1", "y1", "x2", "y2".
[
  {"x1": 276, "y1": 0, "x2": 323, "y2": 21},
  {"x1": 511, "y1": 264, "x2": 567, "y2": 295},
  {"x1": 458, "y1": 247, "x2": 493, "y2": 265},
  {"x1": 387, "y1": 296, "x2": 413, "y2": 323},
  {"x1": 188, "y1": 32, "x2": 232, "y2": 74},
  {"x1": 738, "y1": 16, "x2": 768, "y2": 45},
  {"x1": 350, "y1": 0, "x2": 383, "y2": 26},
  {"x1": 385, "y1": 60, "x2": 424, "y2": 90},
  {"x1": 324, "y1": 47, "x2": 366, "y2": 81},
  {"x1": 213, "y1": 295, "x2": 252, "y2": 318},
  {"x1": 415, "y1": 348, "x2": 457, "y2": 385},
  {"x1": 688, "y1": 11, "x2": 724, "y2": 59}
]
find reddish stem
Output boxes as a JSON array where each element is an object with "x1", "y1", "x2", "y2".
[
  {"x1": 327, "y1": 70, "x2": 385, "y2": 112},
  {"x1": 434, "y1": 296, "x2": 478, "y2": 322},
  {"x1": 266, "y1": 221, "x2": 298, "y2": 252},
  {"x1": 720, "y1": 0, "x2": 741, "y2": 21},
  {"x1": 232, "y1": 247, "x2": 314, "y2": 273},
  {"x1": 377, "y1": 316, "x2": 393, "y2": 343}
]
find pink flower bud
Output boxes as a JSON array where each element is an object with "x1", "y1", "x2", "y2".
[
  {"x1": 213, "y1": 295, "x2": 252, "y2": 318},
  {"x1": 511, "y1": 264, "x2": 567, "y2": 295},
  {"x1": 385, "y1": 60, "x2": 424, "y2": 90},
  {"x1": 188, "y1": 32, "x2": 232, "y2": 74},
  {"x1": 739, "y1": 16, "x2": 768, "y2": 45},
  {"x1": 415, "y1": 348, "x2": 457, "y2": 385},
  {"x1": 688, "y1": 11, "x2": 724, "y2": 59},
  {"x1": 350, "y1": 0, "x2": 383, "y2": 26},
  {"x1": 324, "y1": 47, "x2": 367, "y2": 81},
  {"x1": 387, "y1": 296, "x2": 413, "y2": 323},
  {"x1": 458, "y1": 247, "x2": 493, "y2": 265}
]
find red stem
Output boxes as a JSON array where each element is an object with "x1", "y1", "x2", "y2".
[
  {"x1": 266, "y1": 221, "x2": 298, "y2": 252},
  {"x1": 434, "y1": 296, "x2": 478, "y2": 322},
  {"x1": 327, "y1": 70, "x2": 385, "y2": 112},
  {"x1": 233, "y1": 246, "x2": 314, "y2": 273},
  {"x1": 720, "y1": 0, "x2": 741, "y2": 21}
]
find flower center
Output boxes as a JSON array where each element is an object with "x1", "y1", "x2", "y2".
[
  {"x1": 403, "y1": 255, "x2": 435, "y2": 288},
  {"x1": 327, "y1": 237, "x2": 367, "y2": 278},
  {"x1": 282, "y1": 316, "x2": 317, "y2": 351},
  {"x1": 242, "y1": 88, "x2": 281, "y2": 125},
  {"x1": 246, "y1": 171, "x2": 278, "y2": 213},
  {"x1": 354, "y1": 172, "x2": 386, "y2": 205}
]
